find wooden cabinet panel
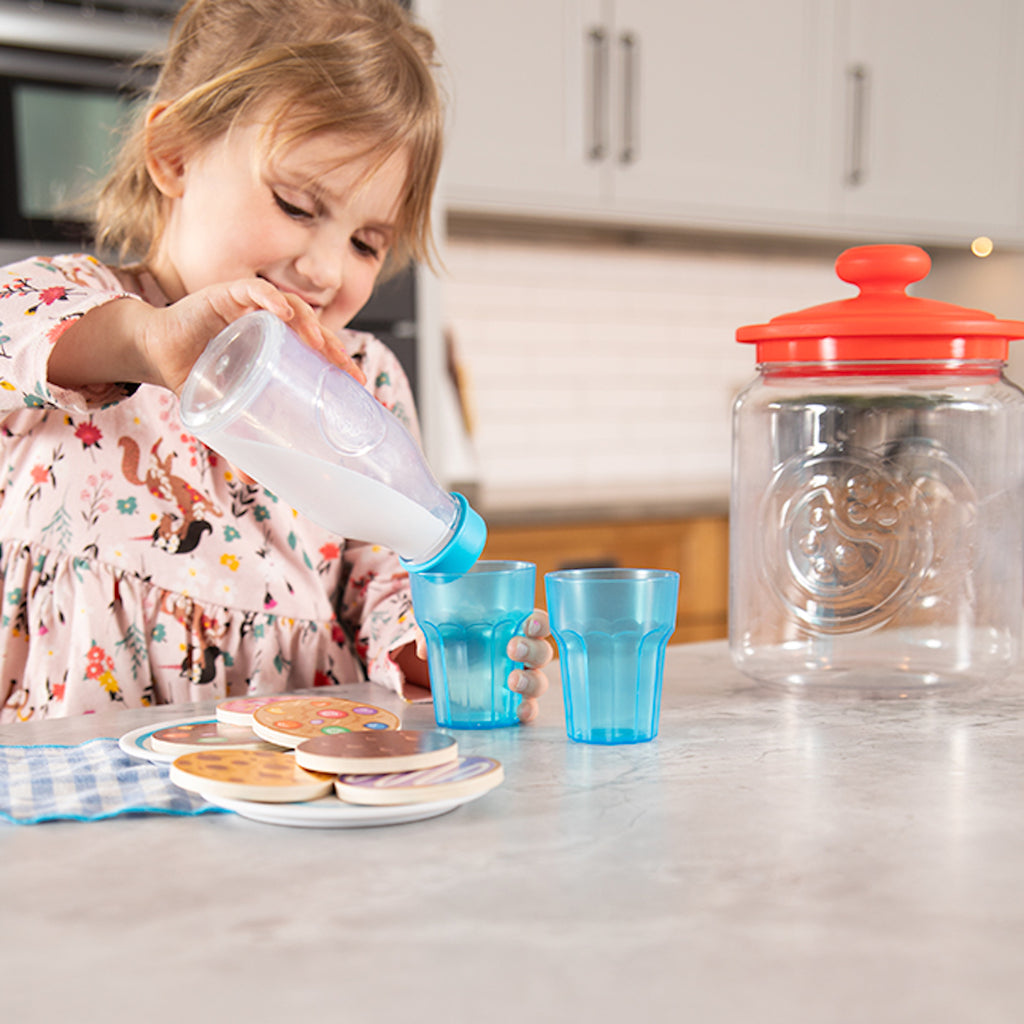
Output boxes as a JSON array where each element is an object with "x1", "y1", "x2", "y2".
[{"x1": 482, "y1": 514, "x2": 728, "y2": 643}]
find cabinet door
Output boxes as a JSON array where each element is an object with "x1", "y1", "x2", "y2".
[
  {"x1": 837, "y1": 0, "x2": 1024, "y2": 240},
  {"x1": 435, "y1": 0, "x2": 606, "y2": 214},
  {"x1": 603, "y1": 0, "x2": 836, "y2": 228}
]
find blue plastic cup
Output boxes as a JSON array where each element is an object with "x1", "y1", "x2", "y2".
[
  {"x1": 545, "y1": 568, "x2": 680, "y2": 744},
  {"x1": 409, "y1": 560, "x2": 536, "y2": 729}
]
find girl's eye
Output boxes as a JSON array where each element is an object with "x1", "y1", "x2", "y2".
[
  {"x1": 352, "y1": 236, "x2": 381, "y2": 260},
  {"x1": 273, "y1": 192, "x2": 313, "y2": 219}
]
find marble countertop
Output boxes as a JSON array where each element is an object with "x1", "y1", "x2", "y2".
[{"x1": 4, "y1": 640, "x2": 1024, "y2": 1023}]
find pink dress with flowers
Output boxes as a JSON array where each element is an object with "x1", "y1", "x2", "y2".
[{"x1": 0, "y1": 253, "x2": 422, "y2": 722}]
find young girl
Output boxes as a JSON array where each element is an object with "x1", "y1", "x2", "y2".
[{"x1": 0, "y1": 0, "x2": 551, "y2": 723}]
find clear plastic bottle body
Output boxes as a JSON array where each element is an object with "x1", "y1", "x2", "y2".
[
  {"x1": 729, "y1": 360, "x2": 1024, "y2": 691},
  {"x1": 180, "y1": 311, "x2": 486, "y2": 574}
]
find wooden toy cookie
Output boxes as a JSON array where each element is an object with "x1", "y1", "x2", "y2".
[
  {"x1": 149, "y1": 720, "x2": 276, "y2": 755},
  {"x1": 169, "y1": 749, "x2": 336, "y2": 803},
  {"x1": 294, "y1": 730, "x2": 458, "y2": 775},
  {"x1": 334, "y1": 755, "x2": 504, "y2": 806},
  {"x1": 216, "y1": 695, "x2": 306, "y2": 726},
  {"x1": 251, "y1": 697, "x2": 399, "y2": 747}
]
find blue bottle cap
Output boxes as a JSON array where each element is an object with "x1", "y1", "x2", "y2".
[{"x1": 401, "y1": 493, "x2": 486, "y2": 578}]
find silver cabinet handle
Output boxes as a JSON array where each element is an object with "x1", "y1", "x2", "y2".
[
  {"x1": 587, "y1": 26, "x2": 609, "y2": 161},
  {"x1": 619, "y1": 31, "x2": 638, "y2": 164},
  {"x1": 846, "y1": 63, "x2": 869, "y2": 186}
]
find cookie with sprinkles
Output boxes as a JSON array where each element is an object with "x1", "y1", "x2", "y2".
[
  {"x1": 149, "y1": 720, "x2": 277, "y2": 755},
  {"x1": 251, "y1": 697, "x2": 400, "y2": 748},
  {"x1": 295, "y1": 730, "x2": 458, "y2": 775},
  {"x1": 169, "y1": 749, "x2": 336, "y2": 803},
  {"x1": 334, "y1": 756, "x2": 504, "y2": 806}
]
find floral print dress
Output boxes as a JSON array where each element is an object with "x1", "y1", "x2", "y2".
[{"x1": 0, "y1": 253, "x2": 422, "y2": 722}]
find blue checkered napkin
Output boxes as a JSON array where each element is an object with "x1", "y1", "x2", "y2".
[{"x1": 0, "y1": 739, "x2": 224, "y2": 823}]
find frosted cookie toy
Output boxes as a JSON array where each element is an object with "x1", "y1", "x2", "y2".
[
  {"x1": 170, "y1": 749, "x2": 336, "y2": 803},
  {"x1": 295, "y1": 730, "x2": 458, "y2": 775},
  {"x1": 251, "y1": 697, "x2": 400, "y2": 747},
  {"x1": 216, "y1": 695, "x2": 307, "y2": 726},
  {"x1": 148, "y1": 720, "x2": 276, "y2": 754},
  {"x1": 334, "y1": 756, "x2": 504, "y2": 806}
]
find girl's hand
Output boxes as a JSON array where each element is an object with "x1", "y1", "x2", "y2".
[
  {"x1": 139, "y1": 279, "x2": 366, "y2": 393},
  {"x1": 506, "y1": 610, "x2": 553, "y2": 724}
]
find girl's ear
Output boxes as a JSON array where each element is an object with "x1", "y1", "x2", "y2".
[{"x1": 144, "y1": 102, "x2": 187, "y2": 198}]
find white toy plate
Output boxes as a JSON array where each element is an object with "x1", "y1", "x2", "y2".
[{"x1": 203, "y1": 791, "x2": 483, "y2": 828}]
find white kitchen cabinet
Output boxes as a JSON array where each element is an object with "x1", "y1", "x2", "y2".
[
  {"x1": 834, "y1": 0, "x2": 1024, "y2": 242},
  {"x1": 434, "y1": 0, "x2": 605, "y2": 213},
  {"x1": 435, "y1": 0, "x2": 834, "y2": 229},
  {"x1": 432, "y1": 0, "x2": 1024, "y2": 245},
  {"x1": 599, "y1": 0, "x2": 835, "y2": 229}
]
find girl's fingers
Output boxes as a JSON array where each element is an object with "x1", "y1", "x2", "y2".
[
  {"x1": 506, "y1": 611, "x2": 553, "y2": 666},
  {"x1": 507, "y1": 633, "x2": 554, "y2": 669},
  {"x1": 208, "y1": 282, "x2": 367, "y2": 385},
  {"x1": 320, "y1": 328, "x2": 366, "y2": 384},
  {"x1": 509, "y1": 610, "x2": 554, "y2": 724},
  {"x1": 276, "y1": 291, "x2": 367, "y2": 384},
  {"x1": 203, "y1": 281, "x2": 364, "y2": 379},
  {"x1": 217, "y1": 278, "x2": 295, "y2": 323},
  {"x1": 508, "y1": 667, "x2": 549, "y2": 701},
  {"x1": 523, "y1": 609, "x2": 550, "y2": 641},
  {"x1": 516, "y1": 696, "x2": 541, "y2": 724}
]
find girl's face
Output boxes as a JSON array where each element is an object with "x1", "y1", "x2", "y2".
[{"x1": 148, "y1": 114, "x2": 409, "y2": 333}]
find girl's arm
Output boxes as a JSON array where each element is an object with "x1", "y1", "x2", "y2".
[
  {"x1": 0, "y1": 255, "x2": 137, "y2": 413},
  {"x1": 48, "y1": 278, "x2": 365, "y2": 394}
]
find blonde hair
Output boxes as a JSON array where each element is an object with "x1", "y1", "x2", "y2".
[{"x1": 95, "y1": 0, "x2": 444, "y2": 275}]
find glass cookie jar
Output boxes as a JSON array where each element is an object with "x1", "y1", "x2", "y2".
[{"x1": 730, "y1": 244, "x2": 1024, "y2": 692}]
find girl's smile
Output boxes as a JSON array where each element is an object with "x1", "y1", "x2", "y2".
[{"x1": 147, "y1": 114, "x2": 409, "y2": 333}]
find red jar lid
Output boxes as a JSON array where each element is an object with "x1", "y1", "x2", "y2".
[{"x1": 736, "y1": 244, "x2": 1024, "y2": 364}]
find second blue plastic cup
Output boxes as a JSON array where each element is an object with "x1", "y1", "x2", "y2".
[
  {"x1": 545, "y1": 568, "x2": 680, "y2": 744},
  {"x1": 409, "y1": 560, "x2": 536, "y2": 729}
]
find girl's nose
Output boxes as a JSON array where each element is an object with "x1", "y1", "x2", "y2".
[{"x1": 296, "y1": 232, "x2": 345, "y2": 296}]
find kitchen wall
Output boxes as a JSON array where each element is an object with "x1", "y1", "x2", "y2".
[
  {"x1": 440, "y1": 226, "x2": 1024, "y2": 512},
  {"x1": 923, "y1": 249, "x2": 1024, "y2": 386},
  {"x1": 440, "y1": 225, "x2": 846, "y2": 511}
]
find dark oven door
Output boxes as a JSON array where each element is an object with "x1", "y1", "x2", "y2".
[{"x1": 0, "y1": 44, "x2": 156, "y2": 248}]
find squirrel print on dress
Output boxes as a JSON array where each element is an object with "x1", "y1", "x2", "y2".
[{"x1": 117, "y1": 436, "x2": 222, "y2": 553}]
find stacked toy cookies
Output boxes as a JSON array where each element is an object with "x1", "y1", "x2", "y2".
[{"x1": 164, "y1": 696, "x2": 503, "y2": 807}]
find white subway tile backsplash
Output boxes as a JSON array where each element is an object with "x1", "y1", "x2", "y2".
[{"x1": 441, "y1": 236, "x2": 841, "y2": 503}]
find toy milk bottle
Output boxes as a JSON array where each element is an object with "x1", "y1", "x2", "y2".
[
  {"x1": 179, "y1": 311, "x2": 486, "y2": 575},
  {"x1": 730, "y1": 244, "x2": 1024, "y2": 691}
]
